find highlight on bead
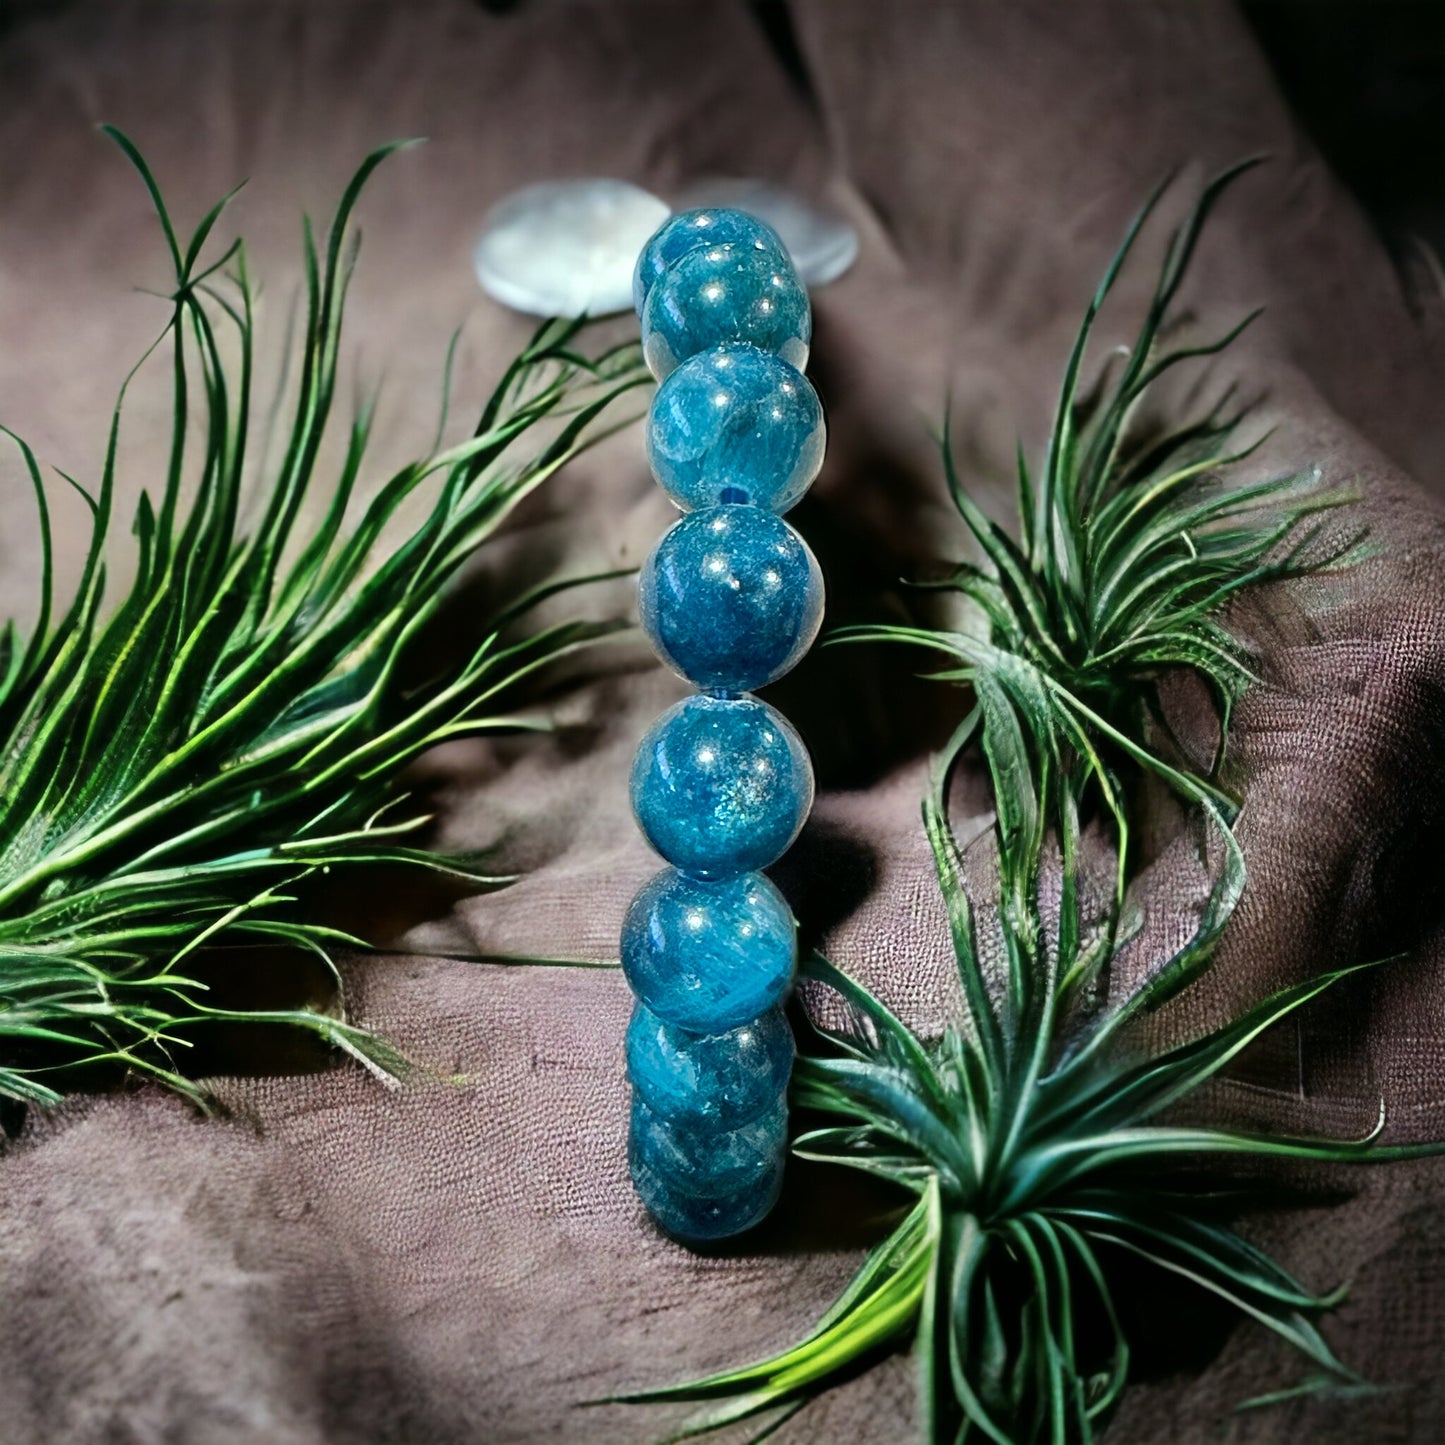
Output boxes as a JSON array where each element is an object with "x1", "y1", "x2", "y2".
[
  {"x1": 630, "y1": 694, "x2": 814, "y2": 879},
  {"x1": 626, "y1": 1003, "x2": 795, "y2": 1129},
  {"x1": 641, "y1": 240, "x2": 811, "y2": 380},
  {"x1": 646, "y1": 343, "x2": 825, "y2": 513},
  {"x1": 632, "y1": 207, "x2": 791, "y2": 317},
  {"x1": 621, "y1": 207, "x2": 825, "y2": 1242},
  {"x1": 638, "y1": 507, "x2": 824, "y2": 692},
  {"x1": 620, "y1": 868, "x2": 797, "y2": 1034}
]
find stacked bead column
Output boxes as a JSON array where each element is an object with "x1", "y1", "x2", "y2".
[{"x1": 621, "y1": 210, "x2": 826, "y2": 1242}]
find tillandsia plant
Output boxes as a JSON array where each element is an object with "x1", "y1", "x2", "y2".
[
  {"x1": 619, "y1": 165, "x2": 1434, "y2": 1441},
  {"x1": 844, "y1": 157, "x2": 1358, "y2": 905},
  {"x1": 0, "y1": 130, "x2": 647, "y2": 1107}
]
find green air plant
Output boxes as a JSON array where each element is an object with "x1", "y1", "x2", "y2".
[
  {"x1": 0, "y1": 131, "x2": 647, "y2": 1107},
  {"x1": 841, "y1": 157, "x2": 1357, "y2": 907},
  {"x1": 619, "y1": 165, "x2": 1429, "y2": 1440},
  {"x1": 637, "y1": 792, "x2": 1430, "y2": 1444}
]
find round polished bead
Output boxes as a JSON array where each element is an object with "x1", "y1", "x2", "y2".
[
  {"x1": 631, "y1": 1135, "x2": 784, "y2": 1243},
  {"x1": 639, "y1": 506, "x2": 823, "y2": 692},
  {"x1": 620, "y1": 867, "x2": 797, "y2": 1031},
  {"x1": 642, "y1": 241, "x2": 810, "y2": 380},
  {"x1": 630, "y1": 694, "x2": 813, "y2": 878},
  {"x1": 632, "y1": 208, "x2": 789, "y2": 318},
  {"x1": 629, "y1": 1097, "x2": 787, "y2": 1242},
  {"x1": 626, "y1": 1001, "x2": 795, "y2": 1129},
  {"x1": 672, "y1": 179, "x2": 860, "y2": 289},
  {"x1": 631, "y1": 1094, "x2": 787, "y2": 1195},
  {"x1": 647, "y1": 344, "x2": 825, "y2": 513}
]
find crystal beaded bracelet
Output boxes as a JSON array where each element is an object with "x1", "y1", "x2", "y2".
[{"x1": 621, "y1": 209, "x2": 825, "y2": 1242}]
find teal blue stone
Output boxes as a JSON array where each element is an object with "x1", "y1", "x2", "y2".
[
  {"x1": 647, "y1": 344, "x2": 824, "y2": 513},
  {"x1": 639, "y1": 506, "x2": 823, "y2": 692},
  {"x1": 630, "y1": 694, "x2": 813, "y2": 879},
  {"x1": 629, "y1": 1095, "x2": 787, "y2": 1241},
  {"x1": 631, "y1": 1153, "x2": 784, "y2": 1243},
  {"x1": 642, "y1": 241, "x2": 810, "y2": 380},
  {"x1": 631, "y1": 1094, "x2": 787, "y2": 1195},
  {"x1": 626, "y1": 1001, "x2": 794, "y2": 1128},
  {"x1": 620, "y1": 867, "x2": 797, "y2": 1032},
  {"x1": 632, "y1": 208, "x2": 789, "y2": 318}
]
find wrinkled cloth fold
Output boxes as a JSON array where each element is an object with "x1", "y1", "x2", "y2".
[{"x1": 1, "y1": 3, "x2": 1443, "y2": 1442}]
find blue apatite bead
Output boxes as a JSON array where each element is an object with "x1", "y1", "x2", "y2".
[
  {"x1": 639, "y1": 506, "x2": 823, "y2": 692},
  {"x1": 647, "y1": 344, "x2": 825, "y2": 514},
  {"x1": 632, "y1": 208, "x2": 790, "y2": 318},
  {"x1": 630, "y1": 694, "x2": 813, "y2": 878},
  {"x1": 629, "y1": 1096, "x2": 787, "y2": 1242},
  {"x1": 620, "y1": 867, "x2": 797, "y2": 1031},
  {"x1": 642, "y1": 241, "x2": 811, "y2": 380},
  {"x1": 631, "y1": 1094, "x2": 787, "y2": 1195},
  {"x1": 626, "y1": 1001, "x2": 794, "y2": 1128},
  {"x1": 631, "y1": 1153, "x2": 784, "y2": 1243}
]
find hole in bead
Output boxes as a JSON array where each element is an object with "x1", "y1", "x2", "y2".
[{"x1": 718, "y1": 486, "x2": 751, "y2": 504}]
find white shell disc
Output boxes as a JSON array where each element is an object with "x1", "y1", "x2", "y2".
[{"x1": 474, "y1": 179, "x2": 670, "y2": 318}]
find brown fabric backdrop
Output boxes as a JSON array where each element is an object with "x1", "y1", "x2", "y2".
[{"x1": 1, "y1": 3, "x2": 1444, "y2": 1442}]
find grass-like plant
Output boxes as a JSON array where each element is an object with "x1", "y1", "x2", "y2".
[
  {"x1": 840, "y1": 158, "x2": 1356, "y2": 905},
  {"x1": 0, "y1": 131, "x2": 646, "y2": 1107},
  {"x1": 621, "y1": 165, "x2": 1426, "y2": 1441},
  {"x1": 643, "y1": 784, "x2": 1432, "y2": 1442}
]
